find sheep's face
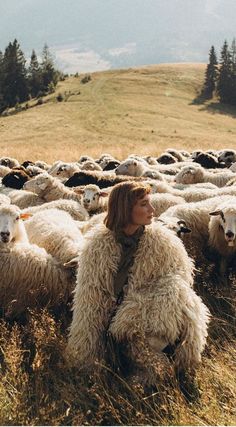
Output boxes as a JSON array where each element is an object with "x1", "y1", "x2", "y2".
[
  {"x1": 55, "y1": 164, "x2": 71, "y2": 178},
  {"x1": 210, "y1": 207, "x2": 236, "y2": 247},
  {"x1": 23, "y1": 173, "x2": 51, "y2": 193},
  {"x1": 0, "y1": 206, "x2": 21, "y2": 244},
  {"x1": 81, "y1": 186, "x2": 107, "y2": 211},
  {"x1": 115, "y1": 160, "x2": 140, "y2": 176},
  {"x1": 175, "y1": 166, "x2": 201, "y2": 184},
  {"x1": 218, "y1": 150, "x2": 236, "y2": 166}
]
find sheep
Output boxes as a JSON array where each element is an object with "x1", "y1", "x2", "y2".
[
  {"x1": 0, "y1": 243, "x2": 74, "y2": 318},
  {"x1": 23, "y1": 173, "x2": 83, "y2": 203},
  {"x1": 64, "y1": 170, "x2": 144, "y2": 189},
  {"x1": 175, "y1": 164, "x2": 235, "y2": 187},
  {"x1": 0, "y1": 187, "x2": 45, "y2": 209},
  {"x1": 80, "y1": 160, "x2": 102, "y2": 171},
  {"x1": 0, "y1": 194, "x2": 11, "y2": 205},
  {"x1": 0, "y1": 165, "x2": 11, "y2": 177},
  {"x1": 229, "y1": 162, "x2": 236, "y2": 173},
  {"x1": 0, "y1": 157, "x2": 20, "y2": 168},
  {"x1": 79, "y1": 155, "x2": 95, "y2": 163},
  {"x1": 24, "y1": 208, "x2": 85, "y2": 265},
  {"x1": 34, "y1": 160, "x2": 51, "y2": 170},
  {"x1": 0, "y1": 204, "x2": 30, "y2": 245},
  {"x1": 115, "y1": 158, "x2": 148, "y2": 176},
  {"x1": 156, "y1": 152, "x2": 177, "y2": 164},
  {"x1": 150, "y1": 193, "x2": 186, "y2": 218},
  {"x1": 158, "y1": 195, "x2": 234, "y2": 263},
  {"x1": 166, "y1": 148, "x2": 186, "y2": 162},
  {"x1": 79, "y1": 184, "x2": 109, "y2": 214},
  {"x1": 22, "y1": 199, "x2": 89, "y2": 221},
  {"x1": 2, "y1": 169, "x2": 30, "y2": 189},
  {"x1": 218, "y1": 149, "x2": 236, "y2": 166},
  {"x1": 193, "y1": 152, "x2": 226, "y2": 169},
  {"x1": 54, "y1": 162, "x2": 81, "y2": 179},
  {"x1": 208, "y1": 199, "x2": 236, "y2": 281},
  {"x1": 103, "y1": 160, "x2": 121, "y2": 171}
]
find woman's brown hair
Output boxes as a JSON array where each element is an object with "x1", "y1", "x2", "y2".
[{"x1": 104, "y1": 181, "x2": 151, "y2": 232}]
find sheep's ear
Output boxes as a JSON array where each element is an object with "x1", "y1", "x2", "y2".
[
  {"x1": 74, "y1": 188, "x2": 84, "y2": 194},
  {"x1": 209, "y1": 210, "x2": 223, "y2": 216},
  {"x1": 64, "y1": 257, "x2": 79, "y2": 268},
  {"x1": 99, "y1": 191, "x2": 108, "y2": 197},
  {"x1": 19, "y1": 213, "x2": 32, "y2": 220}
]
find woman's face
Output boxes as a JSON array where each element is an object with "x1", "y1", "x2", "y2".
[{"x1": 131, "y1": 194, "x2": 154, "y2": 226}]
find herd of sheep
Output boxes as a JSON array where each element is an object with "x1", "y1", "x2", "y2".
[{"x1": 0, "y1": 147, "x2": 236, "y2": 319}]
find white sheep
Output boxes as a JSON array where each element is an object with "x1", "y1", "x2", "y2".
[
  {"x1": 0, "y1": 194, "x2": 11, "y2": 205},
  {"x1": 159, "y1": 195, "x2": 235, "y2": 262},
  {"x1": 150, "y1": 193, "x2": 186, "y2": 217},
  {"x1": 23, "y1": 172, "x2": 82, "y2": 203},
  {"x1": 0, "y1": 187, "x2": 45, "y2": 209},
  {"x1": 79, "y1": 184, "x2": 109, "y2": 214},
  {"x1": 0, "y1": 204, "x2": 75, "y2": 317},
  {"x1": 22, "y1": 199, "x2": 89, "y2": 221},
  {"x1": 24, "y1": 208, "x2": 85, "y2": 264},
  {"x1": 229, "y1": 162, "x2": 236, "y2": 173},
  {"x1": 208, "y1": 199, "x2": 236, "y2": 281},
  {"x1": 175, "y1": 164, "x2": 235, "y2": 187},
  {"x1": 0, "y1": 165, "x2": 11, "y2": 177}
]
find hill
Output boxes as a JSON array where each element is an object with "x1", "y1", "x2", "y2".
[{"x1": 1, "y1": 63, "x2": 236, "y2": 163}]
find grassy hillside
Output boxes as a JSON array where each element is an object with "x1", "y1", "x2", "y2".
[{"x1": 1, "y1": 63, "x2": 236, "y2": 163}]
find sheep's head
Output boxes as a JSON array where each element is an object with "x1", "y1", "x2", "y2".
[
  {"x1": 115, "y1": 159, "x2": 142, "y2": 176},
  {"x1": 80, "y1": 184, "x2": 108, "y2": 212},
  {"x1": 23, "y1": 173, "x2": 52, "y2": 194},
  {"x1": 0, "y1": 205, "x2": 30, "y2": 244},
  {"x1": 157, "y1": 217, "x2": 191, "y2": 238},
  {"x1": 175, "y1": 165, "x2": 203, "y2": 184},
  {"x1": 218, "y1": 150, "x2": 236, "y2": 166},
  {"x1": 209, "y1": 205, "x2": 236, "y2": 247}
]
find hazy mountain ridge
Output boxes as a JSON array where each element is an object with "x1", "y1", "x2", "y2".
[{"x1": 1, "y1": 0, "x2": 236, "y2": 72}]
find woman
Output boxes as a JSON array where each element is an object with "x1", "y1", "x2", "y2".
[{"x1": 67, "y1": 181, "x2": 210, "y2": 385}]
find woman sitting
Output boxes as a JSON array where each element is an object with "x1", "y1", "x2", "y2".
[{"x1": 66, "y1": 181, "x2": 210, "y2": 391}]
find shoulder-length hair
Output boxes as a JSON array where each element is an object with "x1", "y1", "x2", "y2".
[{"x1": 104, "y1": 181, "x2": 151, "y2": 232}]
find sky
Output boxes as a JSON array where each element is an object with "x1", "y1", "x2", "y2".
[{"x1": 0, "y1": 0, "x2": 236, "y2": 73}]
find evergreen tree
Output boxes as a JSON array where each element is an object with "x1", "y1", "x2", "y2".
[
  {"x1": 0, "y1": 50, "x2": 4, "y2": 112},
  {"x1": 41, "y1": 44, "x2": 58, "y2": 93},
  {"x1": 202, "y1": 45, "x2": 218, "y2": 99},
  {"x1": 1, "y1": 39, "x2": 29, "y2": 108},
  {"x1": 28, "y1": 49, "x2": 42, "y2": 97},
  {"x1": 217, "y1": 40, "x2": 233, "y2": 104},
  {"x1": 229, "y1": 38, "x2": 236, "y2": 105}
]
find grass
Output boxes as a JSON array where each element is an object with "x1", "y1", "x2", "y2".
[
  {"x1": 1, "y1": 63, "x2": 236, "y2": 163},
  {"x1": 0, "y1": 63, "x2": 236, "y2": 425},
  {"x1": 0, "y1": 268, "x2": 235, "y2": 426}
]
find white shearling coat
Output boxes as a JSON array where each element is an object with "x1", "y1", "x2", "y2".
[{"x1": 67, "y1": 222, "x2": 210, "y2": 370}]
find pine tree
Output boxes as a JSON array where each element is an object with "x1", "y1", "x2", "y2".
[
  {"x1": 217, "y1": 40, "x2": 233, "y2": 104},
  {"x1": 202, "y1": 46, "x2": 218, "y2": 99},
  {"x1": 41, "y1": 44, "x2": 58, "y2": 93},
  {"x1": 1, "y1": 39, "x2": 29, "y2": 108},
  {"x1": 28, "y1": 49, "x2": 42, "y2": 98},
  {"x1": 229, "y1": 38, "x2": 236, "y2": 105},
  {"x1": 0, "y1": 51, "x2": 5, "y2": 113}
]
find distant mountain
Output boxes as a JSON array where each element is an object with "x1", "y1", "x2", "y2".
[{"x1": 1, "y1": 0, "x2": 236, "y2": 72}]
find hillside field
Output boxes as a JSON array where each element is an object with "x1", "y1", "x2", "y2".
[{"x1": 0, "y1": 63, "x2": 236, "y2": 163}]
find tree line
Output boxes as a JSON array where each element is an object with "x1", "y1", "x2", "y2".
[
  {"x1": 202, "y1": 39, "x2": 236, "y2": 106},
  {"x1": 0, "y1": 39, "x2": 61, "y2": 113}
]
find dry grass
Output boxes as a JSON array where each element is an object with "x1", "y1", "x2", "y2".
[
  {"x1": 1, "y1": 63, "x2": 236, "y2": 163},
  {"x1": 0, "y1": 267, "x2": 235, "y2": 426}
]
